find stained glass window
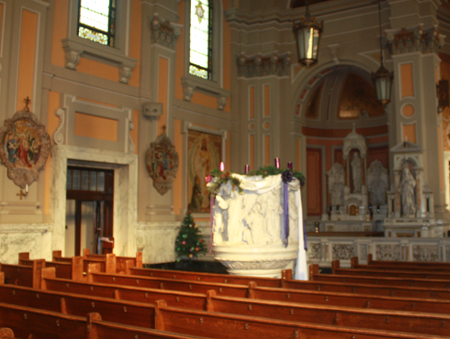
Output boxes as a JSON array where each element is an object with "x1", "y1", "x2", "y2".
[
  {"x1": 78, "y1": 0, "x2": 115, "y2": 47},
  {"x1": 189, "y1": 0, "x2": 212, "y2": 80}
]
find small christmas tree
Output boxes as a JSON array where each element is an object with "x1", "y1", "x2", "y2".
[{"x1": 175, "y1": 213, "x2": 207, "y2": 261}]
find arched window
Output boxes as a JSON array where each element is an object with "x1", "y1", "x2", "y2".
[{"x1": 78, "y1": 0, "x2": 116, "y2": 47}]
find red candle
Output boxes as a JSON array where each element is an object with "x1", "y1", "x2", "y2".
[
  {"x1": 219, "y1": 162, "x2": 225, "y2": 171},
  {"x1": 275, "y1": 158, "x2": 280, "y2": 169},
  {"x1": 245, "y1": 164, "x2": 249, "y2": 174},
  {"x1": 287, "y1": 162, "x2": 293, "y2": 171}
]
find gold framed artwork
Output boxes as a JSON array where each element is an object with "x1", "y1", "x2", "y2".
[{"x1": 187, "y1": 129, "x2": 222, "y2": 213}]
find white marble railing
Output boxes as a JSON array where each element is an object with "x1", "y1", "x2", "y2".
[{"x1": 307, "y1": 236, "x2": 450, "y2": 268}]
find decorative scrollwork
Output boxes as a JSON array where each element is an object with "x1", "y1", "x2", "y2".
[{"x1": 332, "y1": 244, "x2": 354, "y2": 260}]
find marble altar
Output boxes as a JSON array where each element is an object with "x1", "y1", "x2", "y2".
[{"x1": 210, "y1": 173, "x2": 307, "y2": 279}]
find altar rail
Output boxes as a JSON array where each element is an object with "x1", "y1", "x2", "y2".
[{"x1": 307, "y1": 237, "x2": 450, "y2": 268}]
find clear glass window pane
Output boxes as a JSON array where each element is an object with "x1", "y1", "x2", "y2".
[
  {"x1": 73, "y1": 170, "x2": 80, "y2": 190},
  {"x1": 97, "y1": 172, "x2": 105, "y2": 192},
  {"x1": 81, "y1": 170, "x2": 89, "y2": 191},
  {"x1": 90, "y1": 172, "x2": 97, "y2": 191}
]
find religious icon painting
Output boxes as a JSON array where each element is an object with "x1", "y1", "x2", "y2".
[
  {"x1": 0, "y1": 109, "x2": 51, "y2": 189},
  {"x1": 187, "y1": 129, "x2": 222, "y2": 213},
  {"x1": 146, "y1": 130, "x2": 179, "y2": 195}
]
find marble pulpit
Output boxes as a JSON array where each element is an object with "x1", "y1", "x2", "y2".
[{"x1": 210, "y1": 173, "x2": 308, "y2": 279}]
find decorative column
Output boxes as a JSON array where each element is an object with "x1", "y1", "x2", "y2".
[
  {"x1": 138, "y1": 0, "x2": 182, "y2": 222},
  {"x1": 386, "y1": 0, "x2": 448, "y2": 221}
]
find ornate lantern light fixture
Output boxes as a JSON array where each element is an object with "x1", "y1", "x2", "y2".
[
  {"x1": 372, "y1": 0, "x2": 393, "y2": 106},
  {"x1": 292, "y1": 0, "x2": 323, "y2": 67}
]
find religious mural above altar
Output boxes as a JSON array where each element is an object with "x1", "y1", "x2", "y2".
[
  {"x1": 0, "y1": 109, "x2": 51, "y2": 189},
  {"x1": 187, "y1": 130, "x2": 222, "y2": 213}
]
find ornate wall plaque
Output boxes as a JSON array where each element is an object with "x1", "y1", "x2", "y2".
[
  {"x1": 0, "y1": 109, "x2": 51, "y2": 188},
  {"x1": 146, "y1": 131, "x2": 179, "y2": 195}
]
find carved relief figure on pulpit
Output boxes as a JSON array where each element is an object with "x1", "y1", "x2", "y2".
[
  {"x1": 399, "y1": 167, "x2": 416, "y2": 217},
  {"x1": 327, "y1": 163, "x2": 345, "y2": 207},
  {"x1": 367, "y1": 160, "x2": 388, "y2": 206},
  {"x1": 351, "y1": 152, "x2": 362, "y2": 193}
]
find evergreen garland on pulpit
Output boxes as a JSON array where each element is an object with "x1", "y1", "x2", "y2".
[{"x1": 175, "y1": 213, "x2": 206, "y2": 261}]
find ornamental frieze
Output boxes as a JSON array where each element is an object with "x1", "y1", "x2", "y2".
[
  {"x1": 237, "y1": 52, "x2": 291, "y2": 78},
  {"x1": 386, "y1": 26, "x2": 444, "y2": 55}
]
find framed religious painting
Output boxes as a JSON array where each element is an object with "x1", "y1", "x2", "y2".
[
  {"x1": 0, "y1": 109, "x2": 51, "y2": 188},
  {"x1": 187, "y1": 129, "x2": 222, "y2": 213}
]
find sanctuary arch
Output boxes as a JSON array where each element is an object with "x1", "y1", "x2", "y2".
[{"x1": 296, "y1": 65, "x2": 390, "y2": 231}]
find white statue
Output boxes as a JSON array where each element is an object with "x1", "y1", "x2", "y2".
[
  {"x1": 351, "y1": 152, "x2": 362, "y2": 193},
  {"x1": 399, "y1": 167, "x2": 416, "y2": 217},
  {"x1": 327, "y1": 163, "x2": 345, "y2": 207},
  {"x1": 367, "y1": 160, "x2": 388, "y2": 206}
]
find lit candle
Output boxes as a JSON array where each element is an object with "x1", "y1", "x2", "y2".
[
  {"x1": 287, "y1": 162, "x2": 293, "y2": 171},
  {"x1": 245, "y1": 164, "x2": 249, "y2": 174},
  {"x1": 219, "y1": 162, "x2": 225, "y2": 171},
  {"x1": 274, "y1": 158, "x2": 280, "y2": 169}
]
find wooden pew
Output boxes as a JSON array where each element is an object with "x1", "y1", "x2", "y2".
[
  {"x1": 129, "y1": 267, "x2": 289, "y2": 287},
  {"x1": 0, "y1": 262, "x2": 40, "y2": 288},
  {"x1": 89, "y1": 271, "x2": 250, "y2": 298},
  {"x1": 205, "y1": 290, "x2": 450, "y2": 336},
  {"x1": 366, "y1": 254, "x2": 450, "y2": 270},
  {"x1": 49, "y1": 268, "x2": 450, "y2": 314},
  {"x1": 34, "y1": 269, "x2": 450, "y2": 335},
  {"x1": 6, "y1": 273, "x2": 450, "y2": 337},
  {"x1": 0, "y1": 281, "x2": 158, "y2": 328},
  {"x1": 352, "y1": 256, "x2": 450, "y2": 271},
  {"x1": 248, "y1": 282, "x2": 450, "y2": 314},
  {"x1": 0, "y1": 303, "x2": 207, "y2": 339},
  {"x1": 83, "y1": 249, "x2": 117, "y2": 274},
  {"x1": 333, "y1": 259, "x2": 450, "y2": 280},
  {"x1": 6, "y1": 276, "x2": 450, "y2": 336},
  {"x1": 88, "y1": 313, "x2": 212, "y2": 339},
  {"x1": 116, "y1": 252, "x2": 143, "y2": 274},
  {"x1": 152, "y1": 300, "x2": 444, "y2": 339},
  {"x1": 41, "y1": 267, "x2": 208, "y2": 310},
  {"x1": 309, "y1": 264, "x2": 450, "y2": 289},
  {"x1": 0, "y1": 302, "x2": 89, "y2": 339}
]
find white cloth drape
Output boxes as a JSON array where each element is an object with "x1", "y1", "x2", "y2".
[{"x1": 212, "y1": 174, "x2": 308, "y2": 280}]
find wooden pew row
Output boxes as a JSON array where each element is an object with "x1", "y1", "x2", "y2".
[
  {"x1": 129, "y1": 267, "x2": 290, "y2": 287},
  {"x1": 0, "y1": 262, "x2": 40, "y2": 289},
  {"x1": 130, "y1": 265, "x2": 450, "y2": 301},
  {"x1": 42, "y1": 267, "x2": 450, "y2": 315},
  {"x1": 92, "y1": 269, "x2": 450, "y2": 303},
  {"x1": 366, "y1": 254, "x2": 450, "y2": 269},
  {"x1": 6, "y1": 276, "x2": 450, "y2": 336},
  {"x1": 352, "y1": 256, "x2": 450, "y2": 271},
  {"x1": 83, "y1": 251, "x2": 117, "y2": 274},
  {"x1": 309, "y1": 264, "x2": 450, "y2": 289},
  {"x1": 333, "y1": 260, "x2": 450, "y2": 280},
  {"x1": 83, "y1": 249, "x2": 144, "y2": 275},
  {"x1": 90, "y1": 271, "x2": 251, "y2": 298},
  {"x1": 152, "y1": 300, "x2": 448, "y2": 339},
  {"x1": 42, "y1": 267, "x2": 209, "y2": 310},
  {"x1": 0, "y1": 302, "x2": 209, "y2": 339}
]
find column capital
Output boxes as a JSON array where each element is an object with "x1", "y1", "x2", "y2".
[{"x1": 386, "y1": 25, "x2": 445, "y2": 56}]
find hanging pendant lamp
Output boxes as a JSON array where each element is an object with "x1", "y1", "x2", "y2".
[
  {"x1": 293, "y1": 0, "x2": 323, "y2": 67},
  {"x1": 372, "y1": 0, "x2": 393, "y2": 106}
]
